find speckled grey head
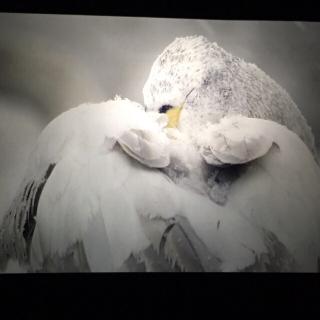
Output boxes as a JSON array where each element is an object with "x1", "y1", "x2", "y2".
[{"x1": 143, "y1": 35, "x2": 316, "y2": 155}]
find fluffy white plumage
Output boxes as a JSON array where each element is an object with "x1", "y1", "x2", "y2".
[
  {"x1": 0, "y1": 98, "x2": 319, "y2": 272},
  {"x1": 1, "y1": 36, "x2": 320, "y2": 272},
  {"x1": 143, "y1": 35, "x2": 316, "y2": 157}
]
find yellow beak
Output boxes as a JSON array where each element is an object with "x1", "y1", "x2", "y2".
[
  {"x1": 166, "y1": 106, "x2": 183, "y2": 128},
  {"x1": 165, "y1": 88, "x2": 195, "y2": 128}
]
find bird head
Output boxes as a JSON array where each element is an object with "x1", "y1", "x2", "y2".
[{"x1": 143, "y1": 35, "x2": 238, "y2": 135}]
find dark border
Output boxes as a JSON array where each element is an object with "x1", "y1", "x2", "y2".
[
  {"x1": 0, "y1": 0, "x2": 319, "y2": 21},
  {"x1": 1, "y1": 273, "x2": 319, "y2": 315}
]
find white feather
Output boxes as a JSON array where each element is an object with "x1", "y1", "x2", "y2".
[{"x1": 27, "y1": 102, "x2": 320, "y2": 272}]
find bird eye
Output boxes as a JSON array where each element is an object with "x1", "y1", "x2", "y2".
[{"x1": 159, "y1": 105, "x2": 173, "y2": 113}]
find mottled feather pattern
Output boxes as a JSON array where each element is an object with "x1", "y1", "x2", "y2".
[{"x1": 143, "y1": 35, "x2": 316, "y2": 156}]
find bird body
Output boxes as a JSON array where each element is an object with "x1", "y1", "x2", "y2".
[
  {"x1": 0, "y1": 98, "x2": 319, "y2": 272},
  {"x1": 1, "y1": 36, "x2": 320, "y2": 272}
]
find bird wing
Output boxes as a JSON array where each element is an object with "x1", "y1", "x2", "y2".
[
  {"x1": 0, "y1": 99, "x2": 170, "y2": 271},
  {"x1": 197, "y1": 115, "x2": 275, "y2": 166},
  {"x1": 0, "y1": 163, "x2": 56, "y2": 271},
  {"x1": 29, "y1": 150, "x2": 142, "y2": 272},
  {"x1": 3, "y1": 139, "x2": 269, "y2": 272},
  {"x1": 2, "y1": 99, "x2": 229, "y2": 272},
  {"x1": 198, "y1": 115, "x2": 320, "y2": 270},
  {"x1": 2, "y1": 104, "x2": 319, "y2": 272}
]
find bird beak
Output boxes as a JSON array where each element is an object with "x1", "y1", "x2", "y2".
[
  {"x1": 166, "y1": 106, "x2": 183, "y2": 128},
  {"x1": 165, "y1": 88, "x2": 195, "y2": 128}
]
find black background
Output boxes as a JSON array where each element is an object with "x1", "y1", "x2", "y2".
[{"x1": 0, "y1": 0, "x2": 319, "y2": 21}]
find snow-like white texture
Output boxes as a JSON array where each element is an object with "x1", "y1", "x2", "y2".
[{"x1": 143, "y1": 35, "x2": 316, "y2": 157}]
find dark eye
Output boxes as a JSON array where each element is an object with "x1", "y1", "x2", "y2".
[{"x1": 159, "y1": 105, "x2": 173, "y2": 113}]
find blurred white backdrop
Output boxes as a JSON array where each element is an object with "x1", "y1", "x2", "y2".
[{"x1": 0, "y1": 13, "x2": 319, "y2": 216}]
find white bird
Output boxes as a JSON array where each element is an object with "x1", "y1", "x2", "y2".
[
  {"x1": 1, "y1": 35, "x2": 320, "y2": 272},
  {"x1": 0, "y1": 96, "x2": 319, "y2": 272}
]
